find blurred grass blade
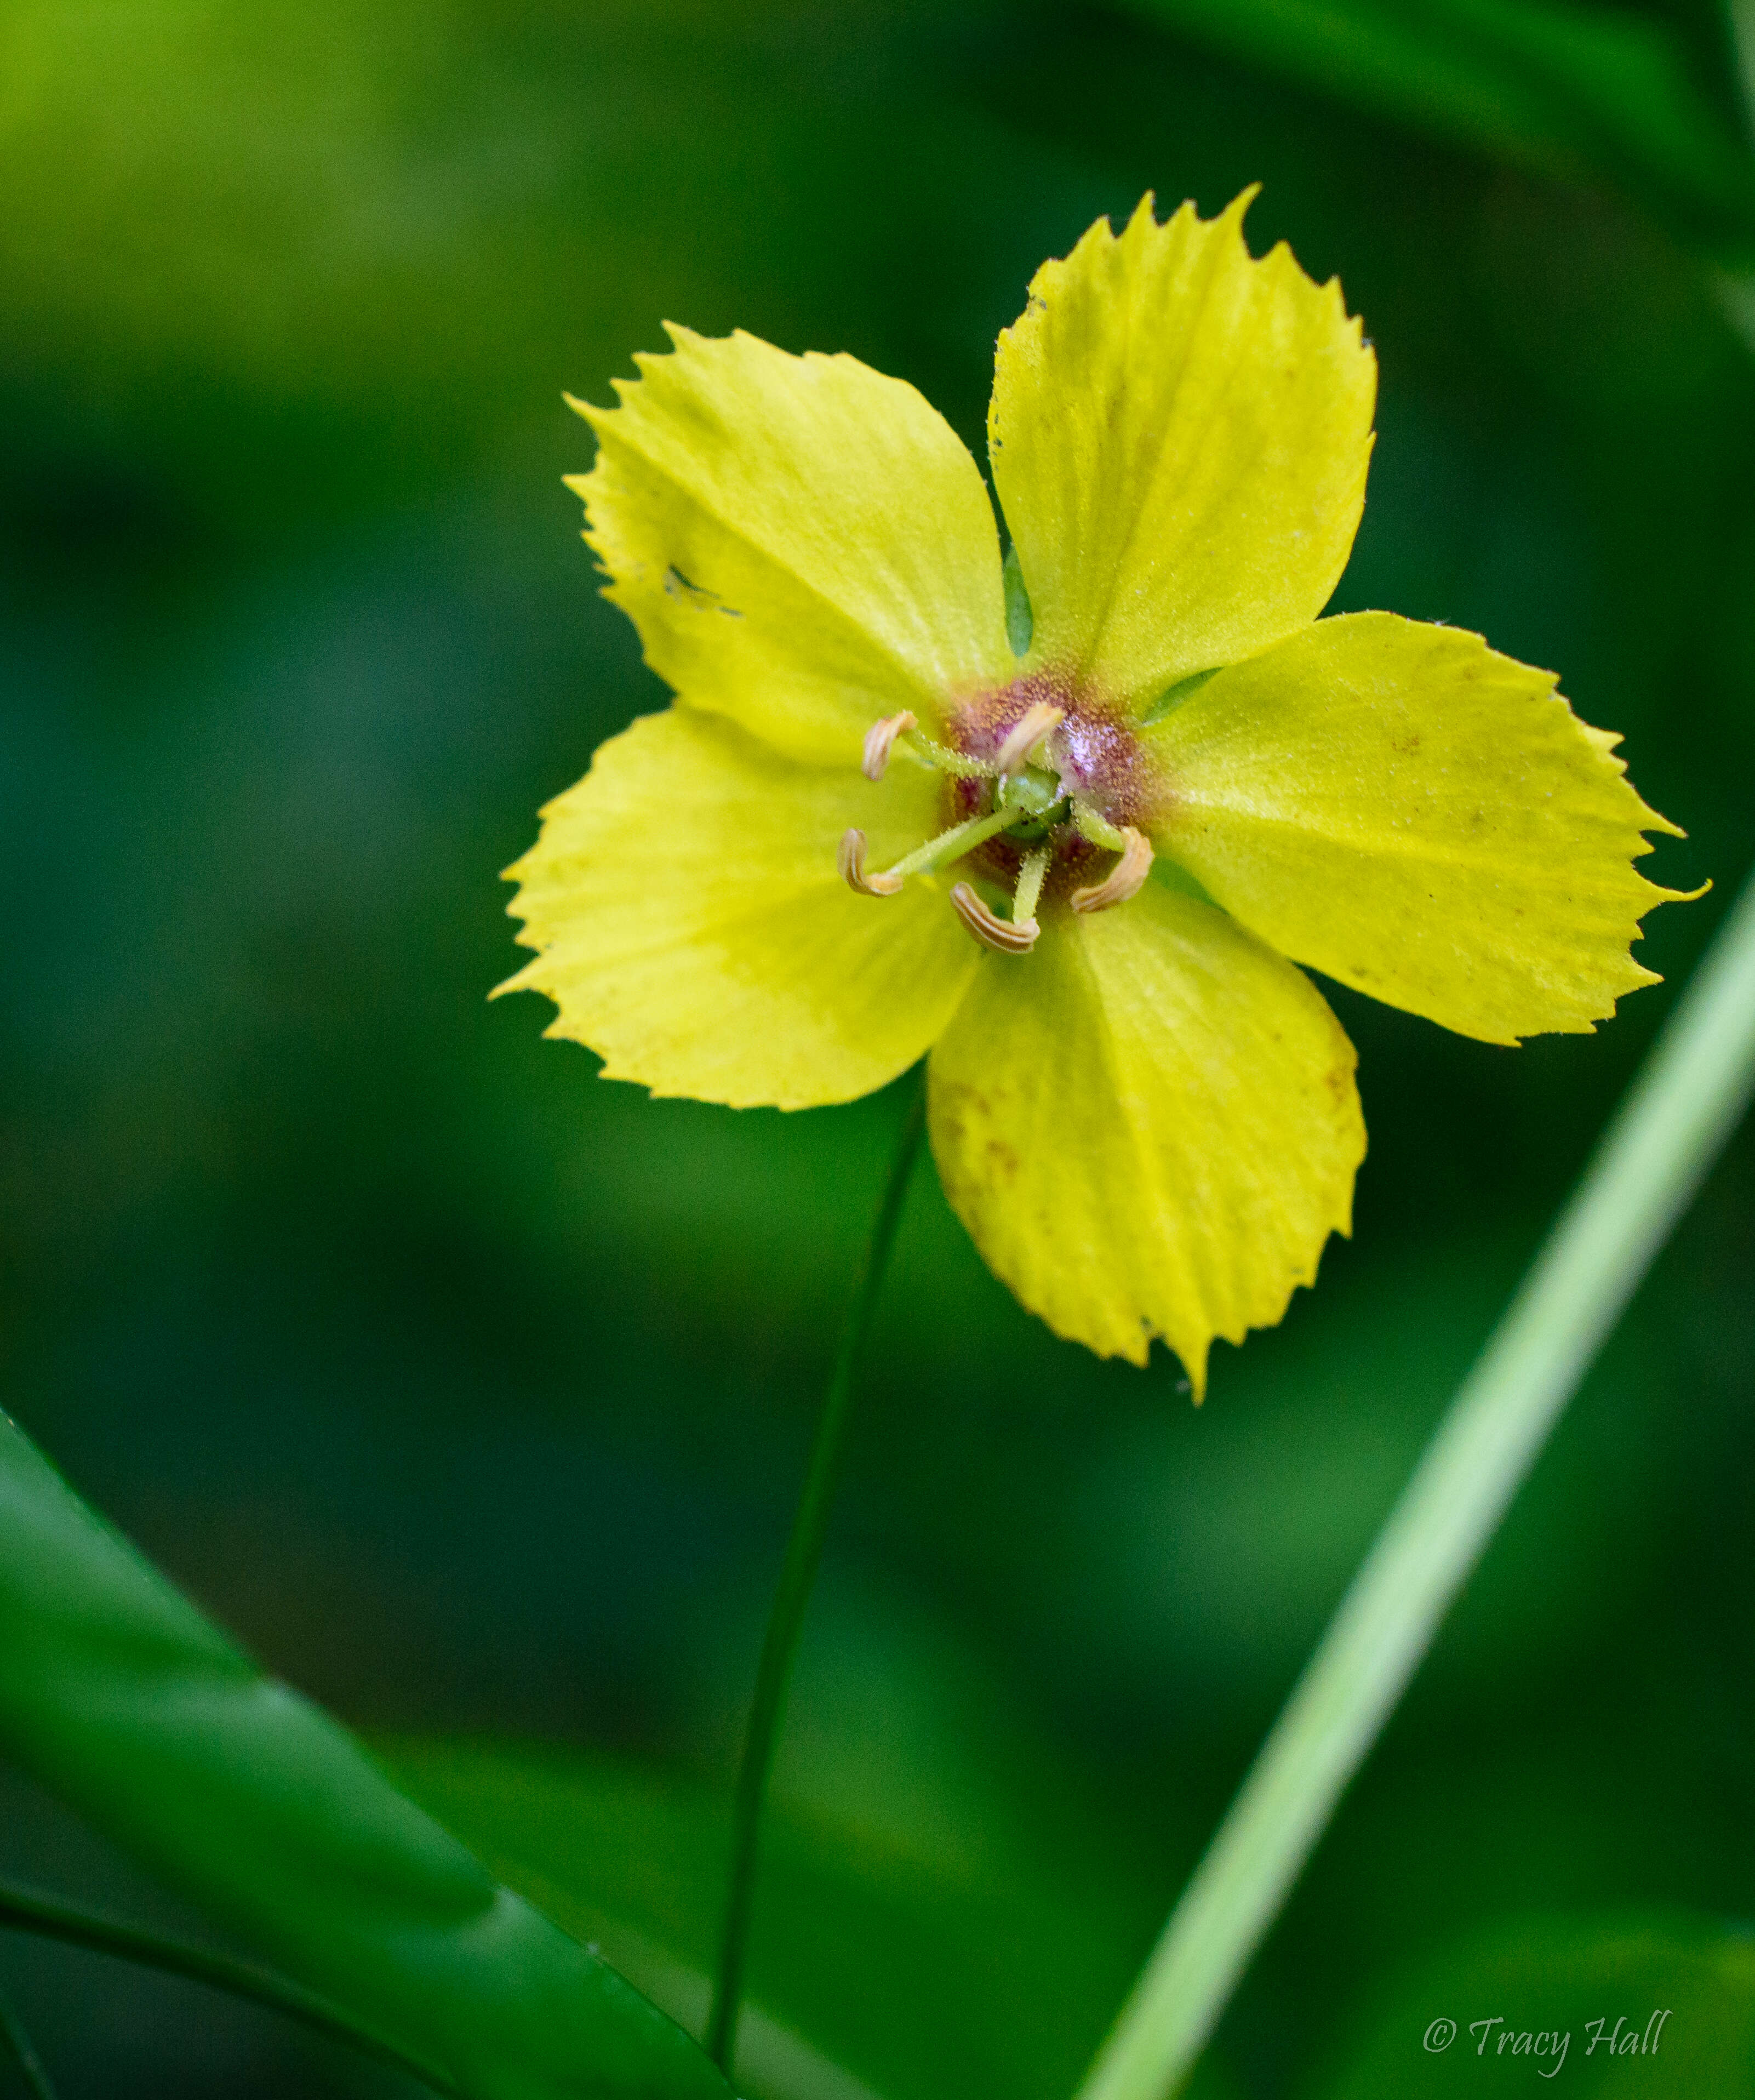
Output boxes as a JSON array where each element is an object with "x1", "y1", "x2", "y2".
[
  {"x1": 1123, "y1": 0, "x2": 1755, "y2": 250},
  {"x1": 1078, "y1": 866, "x2": 1755, "y2": 2100},
  {"x1": 0, "y1": 1411, "x2": 730, "y2": 2100}
]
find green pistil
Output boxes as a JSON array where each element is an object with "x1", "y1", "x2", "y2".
[{"x1": 996, "y1": 766, "x2": 1068, "y2": 842}]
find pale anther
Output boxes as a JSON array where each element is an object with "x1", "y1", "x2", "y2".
[
  {"x1": 951, "y1": 881, "x2": 1038, "y2": 954},
  {"x1": 839, "y1": 828, "x2": 904, "y2": 897},
  {"x1": 1071, "y1": 826, "x2": 1153, "y2": 914},
  {"x1": 994, "y1": 702, "x2": 1065, "y2": 777},
  {"x1": 861, "y1": 710, "x2": 917, "y2": 781}
]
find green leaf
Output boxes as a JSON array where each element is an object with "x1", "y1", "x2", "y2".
[
  {"x1": 0, "y1": 1408, "x2": 729, "y2": 2100},
  {"x1": 381, "y1": 1735, "x2": 1239, "y2": 2100},
  {"x1": 1003, "y1": 541, "x2": 1034, "y2": 658},
  {"x1": 1122, "y1": 0, "x2": 1755, "y2": 253},
  {"x1": 1311, "y1": 1911, "x2": 1755, "y2": 2095}
]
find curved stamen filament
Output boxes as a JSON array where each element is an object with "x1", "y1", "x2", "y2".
[
  {"x1": 1071, "y1": 825, "x2": 1154, "y2": 914},
  {"x1": 995, "y1": 702, "x2": 1065, "y2": 778},
  {"x1": 906, "y1": 731, "x2": 997, "y2": 780},
  {"x1": 1011, "y1": 843, "x2": 1051, "y2": 928},
  {"x1": 860, "y1": 710, "x2": 995, "y2": 781},
  {"x1": 1071, "y1": 800, "x2": 1129, "y2": 853},
  {"x1": 838, "y1": 829, "x2": 903, "y2": 896},
  {"x1": 861, "y1": 711, "x2": 917, "y2": 781},
  {"x1": 880, "y1": 804, "x2": 1015, "y2": 882},
  {"x1": 951, "y1": 882, "x2": 1038, "y2": 954}
]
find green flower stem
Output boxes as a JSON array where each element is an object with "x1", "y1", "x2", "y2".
[
  {"x1": 0, "y1": 1981, "x2": 57, "y2": 2100},
  {"x1": 1077, "y1": 865, "x2": 1755, "y2": 2100},
  {"x1": 0, "y1": 1877, "x2": 459, "y2": 2098},
  {"x1": 705, "y1": 1073, "x2": 929, "y2": 2074}
]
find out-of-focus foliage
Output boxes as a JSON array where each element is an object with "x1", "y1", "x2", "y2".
[
  {"x1": 0, "y1": 1408, "x2": 727, "y2": 2100},
  {"x1": 2, "y1": 2, "x2": 1753, "y2": 2097},
  {"x1": 1312, "y1": 1911, "x2": 1755, "y2": 2094},
  {"x1": 386, "y1": 1737, "x2": 1209, "y2": 2100},
  {"x1": 1122, "y1": 0, "x2": 1755, "y2": 253}
]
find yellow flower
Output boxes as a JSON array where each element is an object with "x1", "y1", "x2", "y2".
[{"x1": 500, "y1": 192, "x2": 1694, "y2": 1395}]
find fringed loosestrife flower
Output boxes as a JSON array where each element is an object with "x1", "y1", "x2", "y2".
[{"x1": 501, "y1": 193, "x2": 1695, "y2": 1395}]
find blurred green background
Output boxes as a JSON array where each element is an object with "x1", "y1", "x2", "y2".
[{"x1": 2, "y1": 1, "x2": 1753, "y2": 2095}]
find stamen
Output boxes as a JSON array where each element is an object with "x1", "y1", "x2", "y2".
[
  {"x1": 1011, "y1": 843, "x2": 1051, "y2": 927},
  {"x1": 1071, "y1": 800, "x2": 1129, "y2": 853},
  {"x1": 839, "y1": 828, "x2": 903, "y2": 897},
  {"x1": 910, "y1": 732, "x2": 996, "y2": 780},
  {"x1": 881, "y1": 804, "x2": 1015, "y2": 881},
  {"x1": 861, "y1": 710, "x2": 917, "y2": 781},
  {"x1": 1071, "y1": 826, "x2": 1154, "y2": 914},
  {"x1": 995, "y1": 701, "x2": 1065, "y2": 777},
  {"x1": 951, "y1": 882, "x2": 1038, "y2": 954}
]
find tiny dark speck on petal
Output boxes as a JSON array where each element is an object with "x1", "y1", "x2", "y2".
[{"x1": 986, "y1": 1138, "x2": 1020, "y2": 1182}]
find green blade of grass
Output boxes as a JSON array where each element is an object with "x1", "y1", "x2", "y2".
[
  {"x1": 1078, "y1": 868, "x2": 1755, "y2": 2100},
  {"x1": 0, "y1": 1411, "x2": 729, "y2": 2100}
]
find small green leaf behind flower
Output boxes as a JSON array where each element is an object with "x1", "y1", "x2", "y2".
[{"x1": 1003, "y1": 541, "x2": 1034, "y2": 658}]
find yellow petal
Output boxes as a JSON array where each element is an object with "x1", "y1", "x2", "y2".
[
  {"x1": 1150, "y1": 612, "x2": 1694, "y2": 1046},
  {"x1": 499, "y1": 707, "x2": 978, "y2": 1108},
  {"x1": 927, "y1": 884, "x2": 1363, "y2": 1391},
  {"x1": 988, "y1": 192, "x2": 1375, "y2": 714},
  {"x1": 569, "y1": 328, "x2": 1013, "y2": 767}
]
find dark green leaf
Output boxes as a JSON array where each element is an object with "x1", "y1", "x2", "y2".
[
  {"x1": 0, "y1": 1408, "x2": 729, "y2": 2100},
  {"x1": 1123, "y1": 0, "x2": 1755, "y2": 253},
  {"x1": 1311, "y1": 1911, "x2": 1755, "y2": 2096}
]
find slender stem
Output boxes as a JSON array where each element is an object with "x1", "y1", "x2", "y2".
[
  {"x1": 705, "y1": 1072, "x2": 929, "y2": 2073},
  {"x1": 1077, "y1": 866, "x2": 1755, "y2": 2100},
  {"x1": 0, "y1": 1983, "x2": 57, "y2": 2100},
  {"x1": 0, "y1": 1878, "x2": 460, "y2": 2098}
]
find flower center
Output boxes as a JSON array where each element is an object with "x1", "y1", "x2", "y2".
[{"x1": 839, "y1": 677, "x2": 1165, "y2": 954}]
